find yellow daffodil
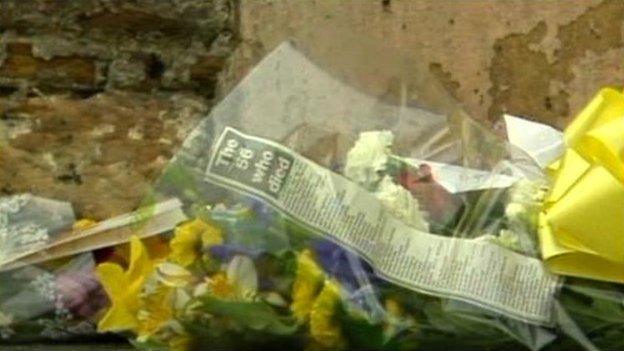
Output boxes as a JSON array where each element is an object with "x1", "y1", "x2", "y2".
[
  {"x1": 136, "y1": 286, "x2": 174, "y2": 340},
  {"x1": 156, "y1": 262, "x2": 195, "y2": 288},
  {"x1": 310, "y1": 280, "x2": 345, "y2": 349},
  {"x1": 96, "y1": 236, "x2": 156, "y2": 332},
  {"x1": 169, "y1": 218, "x2": 223, "y2": 267},
  {"x1": 144, "y1": 236, "x2": 172, "y2": 261},
  {"x1": 290, "y1": 249, "x2": 325, "y2": 322}
]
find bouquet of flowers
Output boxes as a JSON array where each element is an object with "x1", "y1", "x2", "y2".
[{"x1": 1, "y1": 37, "x2": 623, "y2": 351}]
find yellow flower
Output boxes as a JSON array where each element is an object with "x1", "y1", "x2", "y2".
[
  {"x1": 169, "y1": 218, "x2": 223, "y2": 267},
  {"x1": 200, "y1": 220, "x2": 223, "y2": 248},
  {"x1": 310, "y1": 280, "x2": 345, "y2": 349},
  {"x1": 385, "y1": 298, "x2": 403, "y2": 317},
  {"x1": 96, "y1": 236, "x2": 156, "y2": 333},
  {"x1": 73, "y1": 218, "x2": 98, "y2": 230},
  {"x1": 136, "y1": 286, "x2": 174, "y2": 340},
  {"x1": 144, "y1": 236, "x2": 171, "y2": 261},
  {"x1": 383, "y1": 298, "x2": 416, "y2": 339},
  {"x1": 203, "y1": 255, "x2": 258, "y2": 300},
  {"x1": 156, "y1": 262, "x2": 195, "y2": 288},
  {"x1": 290, "y1": 250, "x2": 325, "y2": 322},
  {"x1": 208, "y1": 272, "x2": 235, "y2": 299}
]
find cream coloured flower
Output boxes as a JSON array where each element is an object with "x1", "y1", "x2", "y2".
[
  {"x1": 375, "y1": 175, "x2": 429, "y2": 231},
  {"x1": 195, "y1": 255, "x2": 259, "y2": 301},
  {"x1": 508, "y1": 179, "x2": 549, "y2": 204},
  {"x1": 344, "y1": 131, "x2": 394, "y2": 189},
  {"x1": 505, "y1": 179, "x2": 549, "y2": 236},
  {"x1": 482, "y1": 229, "x2": 523, "y2": 253}
]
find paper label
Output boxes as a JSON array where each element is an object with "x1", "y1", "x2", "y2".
[
  {"x1": 504, "y1": 114, "x2": 564, "y2": 169},
  {"x1": 405, "y1": 158, "x2": 520, "y2": 193},
  {"x1": 0, "y1": 199, "x2": 187, "y2": 271},
  {"x1": 205, "y1": 127, "x2": 561, "y2": 325}
]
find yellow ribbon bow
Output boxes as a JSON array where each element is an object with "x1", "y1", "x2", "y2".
[{"x1": 539, "y1": 88, "x2": 624, "y2": 283}]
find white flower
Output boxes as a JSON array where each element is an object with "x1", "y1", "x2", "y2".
[
  {"x1": 505, "y1": 179, "x2": 548, "y2": 230},
  {"x1": 505, "y1": 203, "x2": 527, "y2": 222},
  {"x1": 196, "y1": 255, "x2": 260, "y2": 301},
  {"x1": 479, "y1": 229, "x2": 528, "y2": 254},
  {"x1": 226, "y1": 255, "x2": 259, "y2": 297},
  {"x1": 344, "y1": 131, "x2": 394, "y2": 189},
  {"x1": 496, "y1": 229, "x2": 522, "y2": 252},
  {"x1": 344, "y1": 131, "x2": 429, "y2": 231},
  {"x1": 508, "y1": 179, "x2": 548, "y2": 204},
  {"x1": 375, "y1": 176, "x2": 429, "y2": 231}
]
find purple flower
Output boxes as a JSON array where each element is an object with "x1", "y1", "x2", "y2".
[
  {"x1": 312, "y1": 240, "x2": 383, "y2": 291},
  {"x1": 313, "y1": 240, "x2": 387, "y2": 316}
]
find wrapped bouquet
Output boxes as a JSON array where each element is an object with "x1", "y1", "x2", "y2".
[{"x1": 1, "y1": 38, "x2": 623, "y2": 351}]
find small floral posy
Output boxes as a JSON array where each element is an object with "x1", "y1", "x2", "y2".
[{"x1": 93, "y1": 129, "x2": 561, "y2": 351}]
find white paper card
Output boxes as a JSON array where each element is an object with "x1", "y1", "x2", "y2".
[{"x1": 504, "y1": 114, "x2": 564, "y2": 168}]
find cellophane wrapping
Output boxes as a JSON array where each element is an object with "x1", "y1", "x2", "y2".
[{"x1": 1, "y1": 33, "x2": 623, "y2": 351}]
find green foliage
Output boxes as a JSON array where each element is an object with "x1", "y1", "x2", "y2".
[
  {"x1": 339, "y1": 308, "x2": 386, "y2": 350},
  {"x1": 196, "y1": 296, "x2": 299, "y2": 336},
  {"x1": 560, "y1": 281, "x2": 624, "y2": 329}
]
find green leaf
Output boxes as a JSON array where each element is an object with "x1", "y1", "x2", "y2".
[
  {"x1": 160, "y1": 163, "x2": 203, "y2": 203},
  {"x1": 559, "y1": 281, "x2": 624, "y2": 331},
  {"x1": 339, "y1": 308, "x2": 386, "y2": 350},
  {"x1": 198, "y1": 296, "x2": 299, "y2": 335},
  {"x1": 421, "y1": 301, "x2": 514, "y2": 348},
  {"x1": 130, "y1": 337, "x2": 169, "y2": 351}
]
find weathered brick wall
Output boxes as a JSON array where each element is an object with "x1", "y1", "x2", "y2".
[
  {"x1": 0, "y1": 0, "x2": 235, "y2": 94},
  {"x1": 0, "y1": 0, "x2": 237, "y2": 218}
]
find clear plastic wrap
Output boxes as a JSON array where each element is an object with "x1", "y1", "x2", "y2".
[
  {"x1": 0, "y1": 195, "x2": 106, "y2": 343},
  {"x1": 2, "y1": 33, "x2": 624, "y2": 351}
]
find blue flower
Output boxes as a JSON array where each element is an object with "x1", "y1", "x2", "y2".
[{"x1": 312, "y1": 240, "x2": 386, "y2": 315}]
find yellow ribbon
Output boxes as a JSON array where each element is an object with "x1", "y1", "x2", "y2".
[{"x1": 539, "y1": 88, "x2": 624, "y2": 283}]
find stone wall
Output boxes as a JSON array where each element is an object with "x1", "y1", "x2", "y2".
[
  {"x1": 227, "y1": 0, "x2": 624, "y2": 129},
  {"x1": 0, "y1": 0, "x2": 237, "y2": 218},
  {"x1": 2, "y1": 0, "x2": 623, "y2": 218}
]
